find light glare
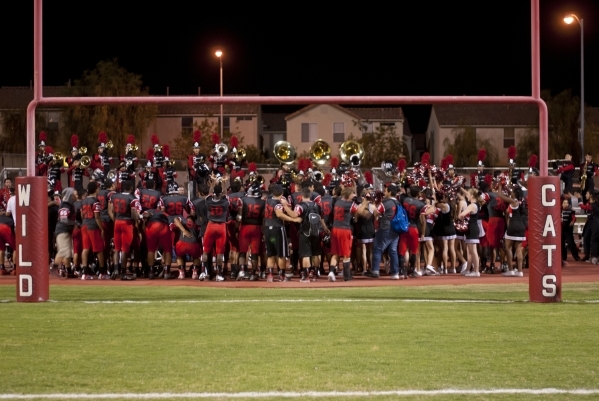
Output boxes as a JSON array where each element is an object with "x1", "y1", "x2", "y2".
[{"x1": 215, "y1": 50, "x2": 223, "y2": 58}]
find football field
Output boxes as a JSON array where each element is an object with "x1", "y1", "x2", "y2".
[{"x1": 1, "y1": 283, "x2": 599, "y2": 400}]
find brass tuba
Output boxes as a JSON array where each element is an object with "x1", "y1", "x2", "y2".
[
  {"x1": 309, "y1": 140, "x2": 331, "y2": 165},
  {"x1": 215, "y1": 143, "x2": 228, "y2": 157},
  {"x1": 339, "y1": 140, "x2": 364, "y2": 166},
  {"x1": 79, "y1": 146, "x2": 87, "y2": 155},
  {"x1": 273, "y1": 141, "x2": 296, "y2": 164},
  {"x1": 236, "y1": 148, "x2": 246, "y2": 162},
  {"x1": 80, "y1": 155, "x2": 91, "y2": 168},
  {"x1": 106, "y1": 140, "x2": 114, "y2": 150}
]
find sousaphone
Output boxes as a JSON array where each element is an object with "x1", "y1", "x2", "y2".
[{"x1": 273, "y1": 141, "x2": 296, "y2": 164}]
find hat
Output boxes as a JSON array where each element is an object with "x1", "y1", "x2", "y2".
[
  {"x1": 191, "y1": 130, "x2": 201, "y2": 149},
  {"x1": 247, "y1": 183, "x2": 261, "y2": 197},
  {"x1": 98, "y1": 131, "x2": 108, "y2": 148},
  {"x1": 39, "y1": 131, "x2": 47, "y2": 147},
  {"x1": 71, "y1": 134, "x2": 79, "y2": 152},
  {"x1": 477, "y1": 149, "x2": 487, "y2": 167},
  {"x1": 151, "y1": 134, "x2": 160, "y2": 148}
]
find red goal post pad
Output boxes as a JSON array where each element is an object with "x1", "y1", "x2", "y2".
[
  {"x1": 527, "y1": 176, "x2": 561, "y2": 302},
  {"x1": 15, "y1": 177, "x2": 49, "y2": 302}
]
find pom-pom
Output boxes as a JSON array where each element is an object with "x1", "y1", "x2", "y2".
[
  {"x1": 98, "y1": 131, "x2": 108, "y2": 144},
  {"x1": 420, "y1": 152, "x2": 430, "y2": 165},
  {"x1": 445, "y1": 154, "x2": 454, "y2": 167},
  {"x1": 364, "y1": 171, "x2": 373, "y2": 185},
  {"x1": 478, "y1": 149, "x2": 487, "y2": 163},
  {"x1": 229, "y1": 135, "x2": 238, "y2": 148},
  {"x1": 508, "y1": 145, "x2": 516, "y2": 160},
  {"x1": 323, "y1": 173, "x2": 332, "y2": 186},
  {"x1": 484, "y1": 174, "x2": 493, "y2": 184},
  {"x1": 330, "y1": 157, "x2": 339, "y2": 169},
  {"x1": 193, "y1": 130, "x2": 201, "y2": 143},
  {"x1": 212, "y1": 133, "x2": 220, "y2": 145},
  {"x1": 151, "y1": 134, "x2": 160, "y2": 146},
  {"x1": 248, "y1": 162, "x2": 257, "y2": 173},
  {"x1": 126, "y1": 134, "x2": 135, "y2": 145},
  {"x1": 39, "y1": 131, "x2": 47, "y2": 142},
  {"x1": 146, "y1": 148, "x2": 154, "y2": 161},
  {"x1": 528, "y1": 154, "x2": 538, "y2": 168},
  {"x1": 70, "y1": 134, "x2": 79, "y2": 148},
  {"x1": 162, "y1": 144, "x2": 170, "y2": 158},
  {"x1": 397, "y1": 159, "x2": 406, "y2": 172}
]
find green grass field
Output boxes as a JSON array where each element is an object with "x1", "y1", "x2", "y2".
[{"x1": 1, "y1": 283, "x2": 599, "y2": 400}]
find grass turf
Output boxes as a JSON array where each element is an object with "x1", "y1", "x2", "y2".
[{"x1": 0, "y1": 283, "x2": 598, "y2": 400}]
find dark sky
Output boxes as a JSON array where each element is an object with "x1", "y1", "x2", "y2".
[{"x1": 2, "y1": 0, "x2": 598, "y2": 130}]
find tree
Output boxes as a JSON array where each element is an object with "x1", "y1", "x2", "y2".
[
  {"x1": 542, "y1": 89, "x2": 598, "y2": 162},
  {"x1": 62, "y1": 59, "x2": 157, "y2": 155},
  {"x1": 352, "y1": 121, "x2": 409, "y2": 168},
  {"x1": 0, "y1": 111, "x2": 49, "y2": 153},
  {"x1": 442, "y1": 125, "x2": 499, "y2": 167}
]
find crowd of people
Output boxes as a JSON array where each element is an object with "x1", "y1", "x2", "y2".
[{"x1": 1, "y1": 132, "x2": 598, "y2": 281}]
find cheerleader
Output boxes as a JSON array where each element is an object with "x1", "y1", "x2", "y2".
[
  {"x1": 495, "y1": 188, "x2": 527, "y2": 276},
  {"x1": 420, "y1": 189, "x2": 438, "y2": 275},
  {"x1": 458, "y1": 188, "x2": 484, "y2": 277},
  {"x1": 455, "y1": 189, "x2": 469, "y2": 273},
  {"x1": 433, "y1": 191, "x2": 457, "y2": 274},
  {"x1": 354, "y1": 178, "x2": 376, "y2": 274}
]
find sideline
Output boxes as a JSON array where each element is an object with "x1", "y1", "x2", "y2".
[{"x1": 2, "y1": 388, "x2": 599, "y2": 399}]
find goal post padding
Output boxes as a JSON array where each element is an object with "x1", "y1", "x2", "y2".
[
  {"x1": 528, "y1": 176, "x2": 561, "y2": 302},
  {"x1": 15, "y1": 177, "x2": 49, "y2": 302}
]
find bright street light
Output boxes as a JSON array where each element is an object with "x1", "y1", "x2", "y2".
[
  {"x1": 563, "y1": 13, "x2": 584, "y2": 160},
  {"x1": 215, "y1": 50, "x2": 224, "y2": 139}
]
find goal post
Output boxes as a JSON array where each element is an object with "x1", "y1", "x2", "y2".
[{"x1": 18, "y1": 0, "x2": 559, "y2": 302}]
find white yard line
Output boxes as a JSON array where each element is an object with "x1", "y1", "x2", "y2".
[{"x1": 1, "y1": 388, "x2": 599, "y2": 399}]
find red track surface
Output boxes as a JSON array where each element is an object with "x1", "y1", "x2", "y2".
[{"x1": 1, "y1": 261, "x2": 597, "y2": 289}]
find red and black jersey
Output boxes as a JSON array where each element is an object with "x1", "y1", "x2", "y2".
[
  {"x1": 191, "y1": 197, "x2": 208, "y2": 235},
  {"x1": 144, "y1": 209, "x2": 169, "y2": 225},
  {"x1": 161, "y1": 194, "x2": 192, "y2": 218},
  {"x1": 227, "y1": 191, "x2": 245, "y2": 220},
  {"x1": 561, "y1": 208, "x2": 576, "y2": 225},
  {"x1": 320, "y1": 194, "x2": 335, "y2": 228},
  {"x1": 139, "y1": 188, "x2": 162, "y2": 211},
  {"x1": 96, "y1": 189, "x2": 115, "y2": 223},
  {"x1": 111, "y1": 193, "x2": 141, "y2": 220},
  {"x1": 264, "y1": 197, "x2": 284, "y2": 228},
  {"x1": 240, "y1": 196, "x2": 265, "y2": 226},
  {"x1": 376, "y1": 197, "x2": 398, "y2": 231},
  {"x1": 81, "y1": 196, "x2": 101, "y2": 230},
  {"x1": 176, "y1": 216, "x2": 200, "y2": 244},
  {"x1": 206, "y1": 195, "x2": 229, "y2": 223},
  {"x1": 401, "y1": 196, "x2": 425, "y2": 227},
  {"x1": 332, "y1": 199, "x2": 358, "y2": 230}
]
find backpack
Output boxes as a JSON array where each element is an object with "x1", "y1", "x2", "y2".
[
  {"x1": 301, "y1": 201, "x2": 322, "y2": 238},
  {"x1": 390, "y1": 201, "x2": 409, "y2": 234}
]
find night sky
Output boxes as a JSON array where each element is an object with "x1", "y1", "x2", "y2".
[{"x1": 2, "y1": 0, "x2": 598, "y2": 130}]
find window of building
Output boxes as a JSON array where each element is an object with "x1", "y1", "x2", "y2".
[
  {"x1": 503, "y1": 128, "x2": 515, "y2": 148},
  {"x1": 47, "y1": 111, "x2": 60, "y2": 132},
  {"x1": 333, "y1": 122, "x2": 345, "y2": 143},
  {"x1": 236, "y1": 116, "x2": 252, "y2": 121},
  {"x1": 301, "y1": 123, "x2": 317, "y2": 142},
  {"x1": 361, "y1": 122, "x2": 374, "y2": 134},
  {"x1": 223, "y1": 116, "x2": 230, "y2": 133},
  {"x1": 182, "y1": 116, "x2": 193, "y2": 136}
]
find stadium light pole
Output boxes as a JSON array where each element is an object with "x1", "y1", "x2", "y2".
[
  {"x1": 564, "y1": 13, "x2": 584, "y2": 161},
  {"x1": 215, "y1": 50, "x2": 224, "y2": 139}
]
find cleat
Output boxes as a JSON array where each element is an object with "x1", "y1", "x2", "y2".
[
  {"x1": 215, "y1": 274, "x2": 225, "y2": 282},
  {"x1": 178, "y1": 269, "x2": 185, "y2": 280},
  {"x1": 192, "y1": 269, "x2": 199, "y2": 280},
  {"x1": 236, "y1": 271, "x2": 245, "y2": 281},
  {"x1": 199, "y1": 272, "x2": 206, "y2": 281},
  {"x1": 465, "y1": 271, "x2": 481, "y2": 277},
  {"x1": 249, "y1": 273, "x2": 259, "y2": 281},
  {"x1": 328, "y1": 271, "x2": 336, "y2": 282},
  {"x1": 267, "y1": 273, "x2": 274, "y2": 283}
]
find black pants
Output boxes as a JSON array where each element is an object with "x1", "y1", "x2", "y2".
[
  {"x1": 561, "y1": 223, "x2": 579, "y2": 261},
  {"x1": 590, "y1": 218, "x2": 599, "y2": 258},
  {"x1": 582, "y1": 218, "x2": 593, "y2": 258}
]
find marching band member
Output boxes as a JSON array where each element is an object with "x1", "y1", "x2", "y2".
[
  {"x1": 507, "y1": 146, "x2": 524, "y2": 186},
  {"x1": 209, "y1": 133, "x2": 227, "y2": 174},
  {"x1": 91, "y1": 131, "x2": 112, "y2": 177},
  {"x1": 580, "y1": 152, "x2": 598, "y2": 203},
  {"x1": 67, "y1": 152, "x2": 89, "y2": 195},
  {"x1": 122, "y1": 134, "x2": 138, "y2": 175},
  {"x1": 162, "y1": 144, "x2": 177, "y2": 194},
  {"x1": 139, "y1": 148, "x2": 159, "y2": 190},
  {"x1": 116, "y1": 160, "x2": 135, "y2": 193},
  {"x1": 36, "y1": 131, "x2": 48, "y2": 177},
  {"x1": 66, "y1": 134, "x2": 82, "y2": 186},
  {"x1": 45, "y1": 146, "x2": 65, "y2": 194},
  {"x1": 150, "y1": 134, "x2": 165, "y2": 186},
  {"x1": 555, "y1": 153, "x2": 575, "y2": 190}
]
